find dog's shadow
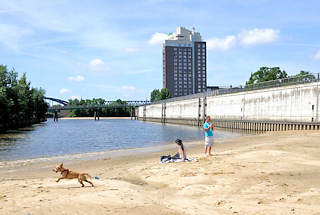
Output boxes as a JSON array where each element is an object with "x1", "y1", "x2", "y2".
[{"x1": 53, "y1": 185, "x2": 95, "y2": 190}]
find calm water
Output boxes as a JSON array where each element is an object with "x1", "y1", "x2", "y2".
[{"x1": 0, "y1": 119, "x2": 248, "y2": 161}]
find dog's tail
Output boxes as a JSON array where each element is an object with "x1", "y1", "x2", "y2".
[{"x1": 83, "y1": 173, "x2": 93, "y2": 179}]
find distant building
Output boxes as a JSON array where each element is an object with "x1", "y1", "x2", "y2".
[
  {"x1": 163, "y1": 26, "x2": 206, "y2": 97},
  {"x1": 206, "y1": 86, "x2": 219, "y2": 91}
]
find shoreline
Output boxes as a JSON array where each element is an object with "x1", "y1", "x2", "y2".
[
  {"x1": 0, "y1": 140, "x2": 203, "y2": 172},
  {"x1": 0, "y1": 130, "x2": 248, "y2": 172},
  {"x1": 57, "y1": 117, "x2": 132, "y2": 120},
  {"x1": 0, "y1": 125, "x2": 254, "y2": 164},
  {"x1": 1, "y1": 131, "x2": 320, "y2": 214}
]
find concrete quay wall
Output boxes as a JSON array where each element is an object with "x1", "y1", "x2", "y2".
[{"x1": 137, "y1": 82, "x2": 320, "y2": 131}]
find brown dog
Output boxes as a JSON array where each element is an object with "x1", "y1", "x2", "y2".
[{"x1": 53, "y1": 163, "x2": 94, "y2": 187}]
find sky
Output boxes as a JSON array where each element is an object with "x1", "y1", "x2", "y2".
[{"x1": 0, "y1": 0, "x2": 320, "y2": 101}]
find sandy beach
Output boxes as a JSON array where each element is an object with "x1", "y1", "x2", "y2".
[{"x1": 1, "y1": 131, "x2": 320, "y2": 215}]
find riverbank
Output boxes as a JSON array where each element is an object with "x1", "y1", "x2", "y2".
[
  {"x1": 0, "y1": 131, "x2": 320, "y2": 215},
  {"x1": 0, "y1": 118, "x2": 46, "y2": 133},
  {"x1": 59, "y1": 117, "x2": 131, "y2": 120}
]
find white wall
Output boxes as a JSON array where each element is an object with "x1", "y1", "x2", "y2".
[
  {"x1": 145, "y1": 103, "x2": 162, "y2": 118},
  {"x1": 165, "y1": 98, "x2": 199, "y2": 119},
  {"x1": 138, "y1": 82, "x2": 320, "y2": 123}
]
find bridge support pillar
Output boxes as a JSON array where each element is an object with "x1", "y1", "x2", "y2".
[
  {"x1": 94, "y1": 111, "x2": 100, "y2": 121},
  {"x1": 130, "y1": 107, "x2": 133, "y2": 120},
  {"x1": 143, "y1": 105, "x2": 146, "y2": 121},
  {"x1": 161, "y1": 103, "x2": 166, "y2": 123},
  {"x1": 131, "y1": 107, "x2": 136, "y2": 120},
  {"x1": 53, "y1": 111, "x2": 58, "y2": 122}
]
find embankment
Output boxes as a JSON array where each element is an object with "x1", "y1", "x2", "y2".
[{"x1": 137, "y1": 82, "x2": 320, "y2": 131}]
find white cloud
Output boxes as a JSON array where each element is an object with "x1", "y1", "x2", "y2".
[
  {"x1": 70, "y1": 96, "x2": 80, "y2": 100},
  {"x1": 148, "y1": 32, "x2": 168, "y2": 45},
  {"x1": 90, "y1": 58, "x2": 104, "y2": 67},
  {"x1": 206, "y1": 28, "x2": 279, "y2": 52},
  {"x1": 238, "y1": 28, "x2": 279, "y2": 46},
  {"x1": 124, "y1": 47, "x2": 140, "y2": 53},
  {"x1": 89, "y1": 58, "x2": 110, "y2": 73},
  {"x1": 0, "y1": 1, "x2": 138, "y2": 53},
  {"x1": 314, "y1": 50, "x2": 320, "y2": 60},
  {"x1": 59, "y1": 88, "x2": 71, "y2": 94},
  {"x1": 68, "y1": 75, "x2": 85, "y2": 82},
  {"x1": 0, "y1": 23, "x2": 33, "y2": 51},
  {"x1": 121, "y1": 85, "x2": 136, "y2": 91},
  {"x1": 207, "y1": 35, "x2": 236, "y2": 51}
]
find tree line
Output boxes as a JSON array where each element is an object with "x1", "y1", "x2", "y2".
[
  {"x1": 66, "y1": 98, "x2": 131, "y2": 117},
  {"x1": 0, "y1": 65, "x2": 48, "y2": 132},
  {"x1": 245, "y1": 67, "x2": 316, "y2": 86}
]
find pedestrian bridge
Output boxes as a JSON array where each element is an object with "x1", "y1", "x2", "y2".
[
  {"x1": 46, "y1": 99, "x2": 150, "y2": 121},
  {"x1": 47, "y1": 100, "x2": 150, "y2": 112},
  {"x1": 44, "y1": 97, "x2": 69, "y2": 106}
]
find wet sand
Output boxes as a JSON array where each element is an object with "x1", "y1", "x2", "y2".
[{"x1": 0, "y1": 131, "x2": 320, "y2": 215}]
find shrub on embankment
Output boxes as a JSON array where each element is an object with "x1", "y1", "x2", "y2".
[{"x1": 0, "y1": 65, "x2": 48, "y2": 132}]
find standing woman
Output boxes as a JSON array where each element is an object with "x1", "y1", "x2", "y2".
[{"x1": 203, "y1": 116, "x2": 214, "y2": 156}]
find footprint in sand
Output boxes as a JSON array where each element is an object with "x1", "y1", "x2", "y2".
[
  {"x1": 272, "y1": 172, "x2": 281, "y2": 175},
  {"x1": 181, "y1": 172, "x2": 197, "y2": 177},
  {"x1": 216, "y1": 200, "x2": 226, "y2": 206}
]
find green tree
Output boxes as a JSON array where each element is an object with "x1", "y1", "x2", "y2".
[
  {"x1": 160, "y1": 88, "x2": 171, "y2": 100},
  {"x1": 150, "y1": 89, "x2": 161, "y2": 102},
  {"x1": 17, "y1": 73, "x2": 32, "y2": 124},
  {"x1": 32, "y1": 88, "x2": 48, "y2": 122},
  {"x1": 293, "y1": 71, "x2": 317, "y2": 82},
  {"x1": 68, "y1": 98, "x2": 81, "y2": 117},
  {"x1": 246, "y1": 67, "x2": 288, "y2": 86},
  {"x1": 109, "y1": 99, "x2": 129, "y2": 116},
  {"x1": 66, "y1": 98, "x2": 130, "y2": 117},
  {"x1": 0, "y1": 65, "x2": 9, "y2": 128},
  {"x1": 150, "y1": 88, "x2": 171, "y2": 102},
  {"x1": 0, "y1": 64, "x2": 48, "y2": 132}
]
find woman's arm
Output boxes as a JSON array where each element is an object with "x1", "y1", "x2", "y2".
[
  {"x1": 211, "y1": 123, "x2": 215, "y2": 131},
  {"x1": 178, "y1": 145, "x2": 186, "y2": 161}
]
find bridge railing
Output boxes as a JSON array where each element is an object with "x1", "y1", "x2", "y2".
[
  {"x1": 149, "y1": 72, "x2": 320, "y2": 105},
  {"x1": 48, "y1": 102, "x2": 150, "y2": 111}
]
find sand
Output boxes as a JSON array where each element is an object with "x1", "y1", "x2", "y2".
[{"x1": 0, "y1": 131, "x2": 320, "y2": 215}]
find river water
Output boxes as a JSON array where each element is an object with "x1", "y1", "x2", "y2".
[{"x1": 0, "y1": 119, "x2": 249, "y2": 161}]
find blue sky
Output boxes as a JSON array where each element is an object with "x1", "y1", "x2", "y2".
[{"x1": 0, "y1": 0, "x2": 320, "y2": 101}]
